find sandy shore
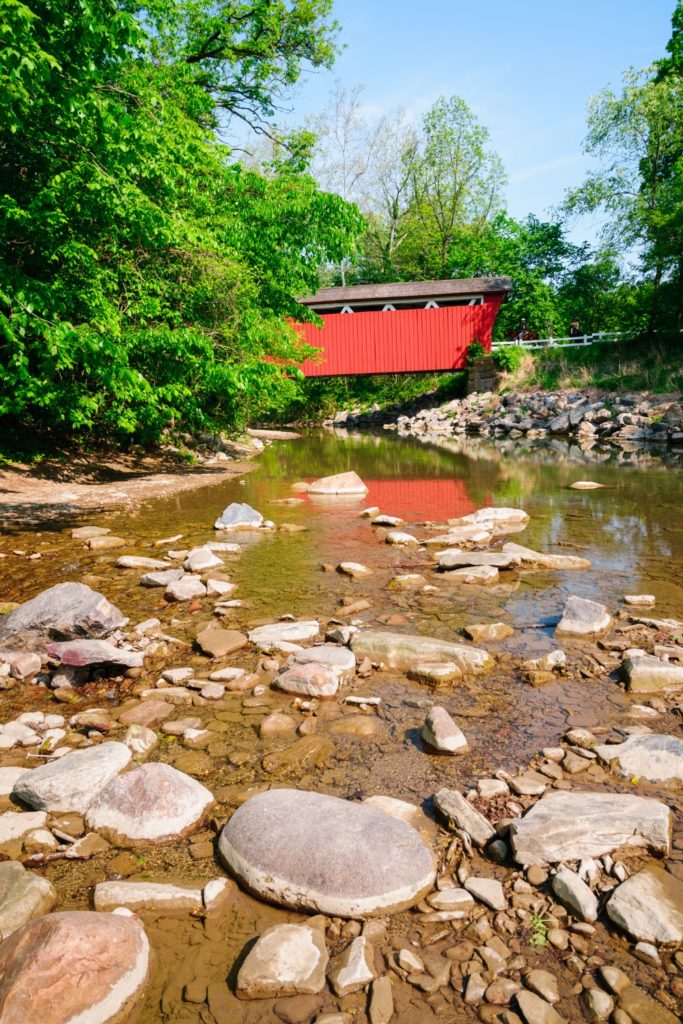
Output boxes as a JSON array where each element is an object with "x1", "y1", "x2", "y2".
[{"x1": 0, "y1": 451, "x2": 255, "y2": 526}]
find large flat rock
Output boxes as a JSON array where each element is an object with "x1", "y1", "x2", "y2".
[
  {"x1": 218, "y1": 789, "x2": 436, "y2": 917},
  {"x1": 606, "y1": 865, "x2": 683, "y2": 944},
  {"x1": 307, "y1": 472, "x2": 368, "y2": 495},
  {"x1": 450, "y1": 507, "x2": 529, "y2": 534},
  {"x1": 248, "y1": 621, "x2": 319, "y2": 652},
  {"x1": 287, "y1": 645, "x2": 356, "y2": 678},
  {"x1": 0, "y1": 910, "x2": 150, "y2": 1024},
  {"x1": 12, "y1": 742, "x2": 132, "y2": 814},
  {"x1": 0, "y1": 862, "x2": 57, "y2": 939},
  {"x1": 593, "y1": 733, "x2": 683, "y2": 782},
  {"x1": 622, "y1": 654, "x2": 683, "y2": 692},
  {"x1": 45, "y1": 639, "x2": 143, "y2": 669},
  {"x1": 509, "y1": 790, "x2": 671, "y2": 865},
  {"x1": 85, "y1": 762, "x2": 213, "y2": 845},
  {"x1": 351, "y1": 630, "x2": 490, "y2": 674},
  {"x1": 437, "y1": 550, "x2": 519, "y2": 570},
  {"x1": 0, "y1": 582, "x2": 126, "y2": 649},
  {"x1": 501, "y1": 542, "x2": 591, "y2": 570},
  {"x1": 93, "y1": 880, "x2": 204, "y2": 913}
]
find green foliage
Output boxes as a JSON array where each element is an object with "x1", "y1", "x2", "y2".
[
  {"x1": 466, "y1": 340, "x2": 486, "y2": 365},
  {"x1": 272, "y1": 371, "x2": 466, "y2": 422},
  {"x1": 492, "y1": 345, "x2": 525, "y2": 373},
  {"x1": 563, "y1": 16, "x2": 683, "y2": 335},
  {"x1": 529, "y1": 913, "x2": 550, "y2": 948},
  {"x1": 504, "y1": 336, "x2": 683, "y2": 394},
  {"x1": 0, "y1": 0, "x2": 363, "y2": 444}
]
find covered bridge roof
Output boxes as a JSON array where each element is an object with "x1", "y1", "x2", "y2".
[{"x1": 300, "y1": 276, "x2": 512, "y2": 307}]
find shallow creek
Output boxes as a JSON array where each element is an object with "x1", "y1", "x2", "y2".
[{"x1": 1, "y1": 430, "x2": 682, "y2": 1023}]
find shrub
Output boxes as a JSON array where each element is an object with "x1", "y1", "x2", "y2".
[{"x1": 492, "y1": 345, "x2": 526, "y2": 373}]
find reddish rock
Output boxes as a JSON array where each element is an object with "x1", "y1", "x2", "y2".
[{"x1": 0, "y1": 910, "x2": 150, "y2": 1023}]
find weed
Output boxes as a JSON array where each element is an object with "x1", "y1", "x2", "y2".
[{"x1": 529, "y1": 912, "x2": 551, "y2": 948}]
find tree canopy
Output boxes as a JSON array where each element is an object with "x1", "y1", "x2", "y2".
[{"x1": 0, "y1": 0, "x2": 362, "y2": 442}]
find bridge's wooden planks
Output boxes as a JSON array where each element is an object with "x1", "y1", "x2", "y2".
[{"x1": 296, "y1": 296, "x2": 502, "y2": 377}]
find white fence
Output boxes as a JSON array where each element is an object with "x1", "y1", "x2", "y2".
[{"x1": 492, "y1": 330, "x2": 634, "y2": 351}]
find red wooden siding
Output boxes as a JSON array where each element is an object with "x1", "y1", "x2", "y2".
[{"x1": 296, "y1": 295, "x2": 502, "y2": 377}]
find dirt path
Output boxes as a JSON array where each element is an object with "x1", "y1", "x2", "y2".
[{"x1": 0, "y1": 451, "x2": 255, "y2": 527}]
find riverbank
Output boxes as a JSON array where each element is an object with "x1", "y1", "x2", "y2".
[
  {"x1": 330, "y1": 385, "x2": 683, "y2": 449},
  {"x1": 0, "y1": 430, "x2": 681, "y2": 1024}
]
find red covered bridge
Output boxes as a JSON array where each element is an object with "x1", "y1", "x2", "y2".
[{"x1": 295, "y1": 276, "x2": 511, "y2": 377}]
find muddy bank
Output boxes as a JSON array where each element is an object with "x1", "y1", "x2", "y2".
[{"x1": 0, "y1": 447, "x2": 257, "y2": 527}]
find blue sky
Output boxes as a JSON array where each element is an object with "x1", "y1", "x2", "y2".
[{"x1": 280, "y1": 0, "x2": 675, "y2": 246}]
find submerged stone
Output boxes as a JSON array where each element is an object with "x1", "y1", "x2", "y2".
[
  {"x1": 501, "y1": 542, "x2": 591, "y2": 570},
  {"x1": 351, "y1": 630, "x2": 490, "y2": 674},
  {"x1": 218, "y1": 788, "x2": 436, "y2": 917}
]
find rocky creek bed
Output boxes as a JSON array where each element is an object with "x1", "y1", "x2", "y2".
[{"x1": 0, "y1": 430, "x2": 681, "y2": 1024}]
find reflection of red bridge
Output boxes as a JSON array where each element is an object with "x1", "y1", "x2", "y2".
[
  {"x1": 358, "y1": 477, "x2": 484, "y2": 523},
  {"x1": 295, "y1": 278, "x2": 511, "y2": 376}
]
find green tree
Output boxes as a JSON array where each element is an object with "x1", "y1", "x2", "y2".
[
  {"x1": 0, "y1": 0, "x2": 362, "y2": 444},
  {"x1": 401, "y1": 96, "x2": 506, "y2": 279},
  {"x1": 563, "y1": 44, "x2": 683, "y2": 332}
]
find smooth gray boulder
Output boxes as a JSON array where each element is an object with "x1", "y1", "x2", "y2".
[
  {"x1": 218, "y1": 789, "x2": 436, "y2": 917},
  {"x1": 350, "y1": 630, "x2": 491, "y2": 674},
  {"x1": 214, "y1": 502, "x2": 263, "y2": 530},
  {"x1": 12, "y1": 742, "x2": 131, "y2": 814},
  {"x1": 307, "y1": 472, "x2": 368, "y2": 495},
  {"x1": 236, "y1": 923, "x2": 328, "y2": 998},
  {"x1": 433, "y1": 788, "x2": 495, "y2": 848},
  {"x1": 0, "y1": 582, "x2": 126, "y2": 649},
  {"x1": 593, "y1": 733, "x2": 683, "y2": 782},
  {"x1": 606, "y1": 865, "x2": 683, "y2": 944},
  {"x1": 0, "y1": 862, "x2": 57, "y2": 939},
  {"x1": 556, "y1": 595, "x2": 611, "y2": 636},
  {"x1": 85, "y1": 762, "x2": 213, "y2": 845},
  {"x1": 45, "y1": 639, "x2": 143, "y2": 669},
  {"x1": 509, "y1": 790, "x2": 671, "y2": 865}
]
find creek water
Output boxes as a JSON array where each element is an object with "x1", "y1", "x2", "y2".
[{"x1": 1, "y1": 429, "x2": 682, "y2": 1023}]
